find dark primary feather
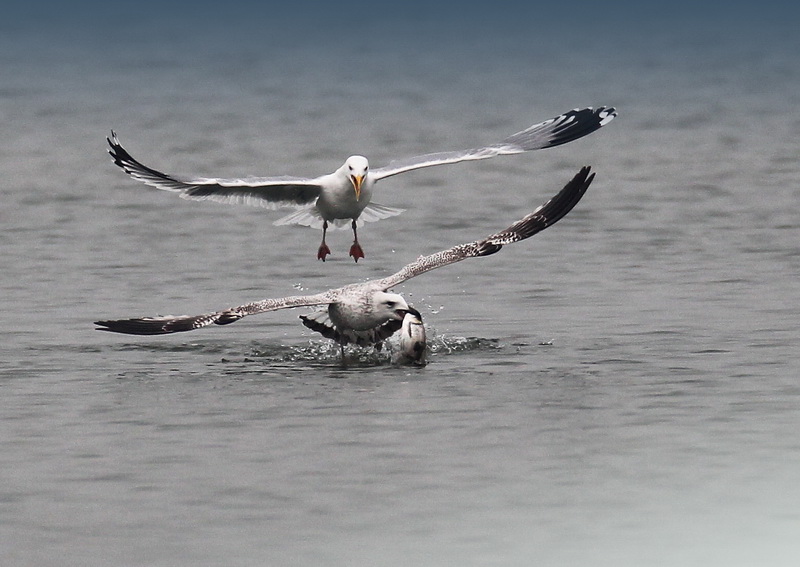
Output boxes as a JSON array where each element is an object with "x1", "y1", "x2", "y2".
[
  {"x1": 107, "y1": 131, "x2": 189, "y2": 193},
  {"x1": 94, "y1": 312, "x2": 235, "y2": 335},
  {"x1": 95, "y1": 293, "x2": 333, "y2": 336},
  {"x1": 500, "y1": 107, "x2": 616, "y2": 151},
  {"x1": 475, "y1": 165, "x2": 595, "y2": 256}
]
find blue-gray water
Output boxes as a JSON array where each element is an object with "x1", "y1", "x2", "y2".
[{"x1": 2, "y1": 3, "x2": 800, "y2": 566}]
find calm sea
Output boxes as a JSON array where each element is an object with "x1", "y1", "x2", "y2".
[{"x1": 2, "y1": 4, "x2": 799, "y2": 566}]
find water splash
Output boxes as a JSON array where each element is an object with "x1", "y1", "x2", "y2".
[
  {"x1": 241, "y1": 324, "x2": 504, "y2": 367},
  {"x1": 99, "y1": 324, "x2": 506, "y2": 368}
]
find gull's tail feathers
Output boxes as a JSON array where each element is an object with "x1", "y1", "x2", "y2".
[
  {"x1": 274, "y1": 207, "x2": 325, "y2": 229},
  {"x1": 275, "y1": 202, "x2": 404, "y2": 229},
  {"x1": 358, "y1": 202, "x2": 405, "y2": 224}
]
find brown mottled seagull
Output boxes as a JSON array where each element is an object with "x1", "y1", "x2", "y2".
[
  {"x1": 95, "y1": 167, "x2": 595, "y2": 361},
  {"x1": 107, "y1": 107, "x2": 614, "y2": 261}
]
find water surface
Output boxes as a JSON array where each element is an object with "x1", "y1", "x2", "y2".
[{"x1": 2, "y1": 5, "x2": 800, "y2": 566}]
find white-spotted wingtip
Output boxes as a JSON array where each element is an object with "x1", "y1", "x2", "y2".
[{"x1": 598, "y1": 106, "x2": 618, "y2": 126}]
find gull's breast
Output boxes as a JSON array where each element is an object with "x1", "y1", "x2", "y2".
[{"x1": 316, "y1": 177, "x2": 373, "y2": 221}]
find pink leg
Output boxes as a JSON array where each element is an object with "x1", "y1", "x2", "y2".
[
  {"x1": 349, "y1": 220, "x2": 364, "y2": 262},
  {"x1": 317, "y1": 221, "x2": 332, "y2": 261}
]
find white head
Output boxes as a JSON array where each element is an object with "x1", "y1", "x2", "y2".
[
  {"x1": 372, "y1": 291, "x2": 410, "y2": 322},
  {"x1": 344, "y1": 155, "x2": 369, "y2": 200}
]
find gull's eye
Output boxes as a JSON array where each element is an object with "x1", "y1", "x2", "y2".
[
  {"x1": 348, "y1": 165, "x2": 353, "y2": 171},
  {"x1": 385, "y1": 301, "x2": 395, "y2": 309}
]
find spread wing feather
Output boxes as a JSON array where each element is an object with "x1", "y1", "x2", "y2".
[
  {"x1": 107, "y1": 132, "x2": 322, "y2": 209},
  {"x1": 95, "y1": 291, "x2": 336, "y2": 335},
  {"x1": 373, "y1": 166, "x2": 594, "y2": 289},
  {"x1": 371, "y1": 107, "x2": 615, "y2": 180}
]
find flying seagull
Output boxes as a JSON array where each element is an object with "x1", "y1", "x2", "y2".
[
  {"x1": 107, "y1": 107, "x2": 614, "y2": 261},
  {"x1": 95, "y1": 167, "x2": 595, "y2": 361}
]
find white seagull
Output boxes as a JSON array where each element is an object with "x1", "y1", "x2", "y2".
[
  {"x1": 107, "y1": 107, "x2": 614, "y2": 261},
  {"x1": 95, "y1": 167, "x2": 595, "y2": 361}
]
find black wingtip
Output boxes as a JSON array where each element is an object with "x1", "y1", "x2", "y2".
[
  {"x1": 94, "y1": 318, "x2": 172, "y2": 335},
  {"x1": 546, "y1": 166, "x2": 594, "y2": 223},
  {"x1": 598, "y1": 106, "x2": 618, "y2": 125},
  {"x1": 521, "y1": 165, "x2": 594, "y2": 234},
  {"x1": 546, "y1": 107, "x2": 617, "y2": 148},
  {"x1": 107, "y1": 130, "x2": 120, "y2": 153},
  {"x1": 481, "y1": 165, "x2": 595, "y2": 253},
  {"x1": 106, "y1": 130, "x2": 128, "y2": 166},
  {"x1": 105, "y1": 132, "x2": 176, "y2": 183},
  {"x1": 501, "y1": 106, "x2": 617, "y2": 153}
]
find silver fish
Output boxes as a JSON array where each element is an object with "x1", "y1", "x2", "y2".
[{"x1": 394, "y1": 308, "x2": 427, "y2": 366}]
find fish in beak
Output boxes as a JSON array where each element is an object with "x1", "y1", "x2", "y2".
[{"x1": 394, "y1": 308, "x2": 427, "y2": 366}]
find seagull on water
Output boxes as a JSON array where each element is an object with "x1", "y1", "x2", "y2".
[
  {"x1": 107, "y1": 107, "x2": 614, "y2": 261},
  {"x1": 95, "y1": 167, "x2": 595, "y2": 361}
]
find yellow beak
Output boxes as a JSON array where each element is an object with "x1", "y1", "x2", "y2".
[{"x1": 351, "y1": 175, "x2": 364, "y2": 200}]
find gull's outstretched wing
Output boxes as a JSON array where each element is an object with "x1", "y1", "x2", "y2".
[
  {"x1": 107, "y1": 132, "x2": 323, "y2": 209},
  {"x1": 95, "y1": 291, "x2": 336, "y2": 335},
  {"x1": 371, "y1": 107, "x2": 615, "y2": 181},
  {"x1": 372, "y1": 166, "x2": 595, "y2": 290}
]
